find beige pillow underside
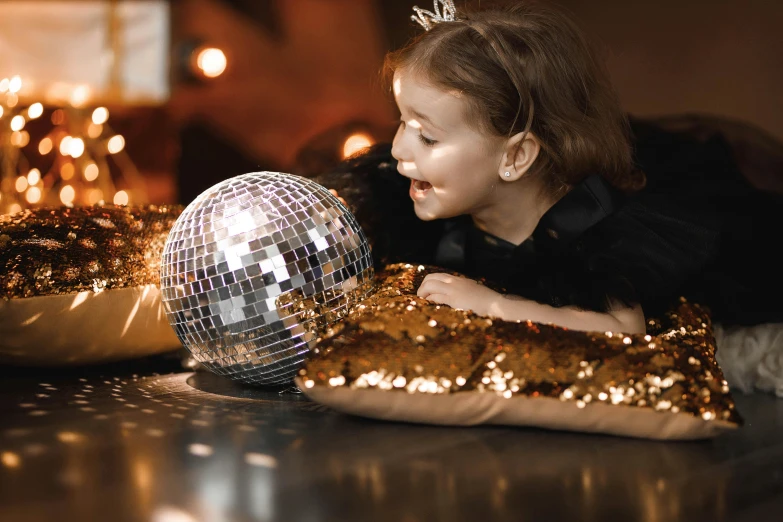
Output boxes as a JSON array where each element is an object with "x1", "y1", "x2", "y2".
[
  {"x1": 0, "y1": 284, "x2": 180, "y2": 365},
  {"x1": 298, "y1": 378, "x2": 736, "y2": 440}
]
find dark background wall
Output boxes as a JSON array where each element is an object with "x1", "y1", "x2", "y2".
[{"x1": 169, "y1": 0, "x2": 783, "y2": 203}]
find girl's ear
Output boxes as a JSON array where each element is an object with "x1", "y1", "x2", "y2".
[{"x1": 498, "y1": 131, "x2": 541, "y2": 181}]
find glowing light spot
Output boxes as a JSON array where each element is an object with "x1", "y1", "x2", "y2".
[
  {"x1": 113, "y1": 190, "x2": 129, "y2": 206},
  {"x1": 87, "y1": 123, "x2": 103, "y2": 138},
  {"x1": 10, "y1": 115, "x2": 25, "y2": 132},
  {"x1": 27, "y1": 103, "x2": 44, "y2": 119},
  {"x1": 195, "y1": 47, "x2": 227, "y2": 78},
  {"x1": 10, "y1": 131, "x2": 28, "y2": 147},
  {"x1": 6, "y1": 94, "x2": 18, "y2": 108},
  {"x1": 0, "y1": 78, "x2": 7, "y2": 92},
  {"x1": 107, "y1": 135, "x2": 125, "y2": 154},
  {"x1": 342, "y1": 133, "x2": 374, "y2": 159},
  {"x1": 8, "y1": 75, "x2": 22, "y2": 93},
  {"x1": 150, "y1": 506, "x2": 198, "y2": 522},
  {"x1": 244, "y1": 453, "x2": 278, "y2": 468},
  {"x1": 15, "y1": 176, "x2": 28, "y2": 192},
  {"x1": 91, "y1": 107, "x2": 109, "y2": 125},
  {"x1": 68, "y1": 137, "x2": 85, "y2": 158},
  {"x1": 21, "y1": 312, "x2": 43, "y2": 326},
  {"x1": 83, "y1": 163, "x2": 99, "y2": 182},
  {"x1": 8, "y1": 203, "x2": 22, "y2": 215},
  {"x1": 26, "y1": 187, "x2": 42, "y2": 204},
  {"x1": 38, "y1": 137, "x2": 52, "y2": 155},
  {"x1": 70, "y1": 85, "x2": 91, "y2": 107},
  {"x1": 87, "y1": 188, "x2": 104, "y2": 205},
  {"x1": 60, "y1": 163, "x2": 75, "y2": 180},
  {"x1": 27, "y1": 169, "x2": 41, "y2": 186},
  {"x1": 187, "y1": 443, "x2": 213, "y2": 457},
  {"x1": 60, "y1": 185, "x2": 76, "y2": 206},
  {"x1": 60, "y1": 136, "x2": 72, "y2": 156},
  {"x1": 56, "y1": 431, "x2": 84, "y2": 443},
  {"x1": 1, "y1": 452, "x2": 20, "y2": 468}
]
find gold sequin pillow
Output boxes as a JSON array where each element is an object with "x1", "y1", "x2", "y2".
[
  {"x1": 297, "y1": 264, "x2": 741, "y2": 440},
  {"x1": 0, "y1": 205, "x2": 183, "y2": 365}
]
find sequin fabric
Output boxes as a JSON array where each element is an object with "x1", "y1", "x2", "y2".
[
  {"x1": 0, "y1": 205, "x2": 182, "y2": 300},
  {"x1": 160, "y1": 173, "x2": 375, "y2": 386},
  {"x1": 300, "y1": 263, "x2": 742, "y2": 426}
]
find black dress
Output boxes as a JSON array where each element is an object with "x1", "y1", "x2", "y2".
[{"x1": 316, "y1": 119, "x2": 783, "y2": 327}]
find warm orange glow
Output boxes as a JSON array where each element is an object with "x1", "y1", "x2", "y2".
[
  {"x1": 60, "y1": 136, "x2": 72, "y2": 156},
  {"x1": 87, "y1": 188, "x2": 104, "y2": 205},
  {"x1": 8, "y1": 75, "x2": 22, "y2": 94},
  {"x1": 107, "y1": 135, "x2": 125, "y2": 154},
  {"x1": 10, "y1": 131, "x2": 29, "y2": 147},
  {"x1": 60, "y1": 185, "x2": 75, "y2": 205},
  {"x1": 10, "y1": 115, "x2": 25, "y2": 132},
  {"x1": 56, "y1": 431, "x2": 84, "y2": 443},
  {"x1": 39, "y1": 137, "x2": 53, "y2": 155},
  {"x1": 92, "y1": 107, "x2": 109, "y2": 125},
  {"x1": 0, "y1": 78, "x2": 8, "y2": 93},
  {"x1": 70, "y1": 85, "x2": 91, "y2": 108},
  {"x1": 68, "y1": 138, "x2": 85, "y2": 158},
  {"x1": 1, "y1": 452, "x2": 20, "y2": 468},
  {"x1": 6, "y1": 94, "x2": 18, "y2": 108},
  {"x1": 0, "y1": 106, "x2": 4, "y2": 118},
  {"x1": 26, "y1": 187, "x2": 42, "y2": 204},
  {"x1": 343, "y1": 133, "x2": 374, "y2": 158},
  {"x1": 27, "y1": 169, "x2": 41, "y2": 186},
  {"x1": 60, "y1": 163, "x2": 75, "y2": 180},
  {"x1": 195, "y1": 47, "x2": 227, "y2": 78},
  {"x1": 113, "y1": 190, "x2": 129, "y2": 206},
  {"x1": 15, "y1": 176, "x2": 28, "y2": 193},
  {"x1": 87, "y1": 123, "x2": 103, "y2": 138},
  {"x1": 51, "y1": 109, "x2": 65, "y2": 125},
  {"x1": 83, "y1": 163, "x2": 99, "y2": 182},
  {"x1": 27, "y1": 103, "x2": 44, "y2": 119}
]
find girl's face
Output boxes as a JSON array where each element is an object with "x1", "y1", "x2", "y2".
[{"x1": 391, "y1": 70, "x2": 507, "y2": 221}]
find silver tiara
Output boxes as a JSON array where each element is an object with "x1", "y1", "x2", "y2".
[{"x1": 411, "y1": 0, "x2": 459, "y2": 31}]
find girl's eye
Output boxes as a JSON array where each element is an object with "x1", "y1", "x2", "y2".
[{"x1": 417, "y1": 133, "x2": 437, "y2": 147}]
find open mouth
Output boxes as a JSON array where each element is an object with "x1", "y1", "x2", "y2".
[{"x1": 410, "y1": 179, "x2": 432, "y2": 199}]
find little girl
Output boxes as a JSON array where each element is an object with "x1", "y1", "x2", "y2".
[{"x1": 324, "y1": 1, "x2": 783, "y2": 334}]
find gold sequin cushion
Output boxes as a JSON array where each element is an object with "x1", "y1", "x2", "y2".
[
  {"x1": 0, "y1": 205, "x2": 183, "y2": 365},
  {"x1": 297, "y1": 264, "x2": 742, "y2": 440}
]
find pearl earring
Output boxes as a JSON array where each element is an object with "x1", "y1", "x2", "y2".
[{"x1": 504, "y1": 171, "x2": 511, "y2": 178}]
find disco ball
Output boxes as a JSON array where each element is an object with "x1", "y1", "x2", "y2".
[{"x1": 160, "y1": 172, "x2": 374, "y2": 386}]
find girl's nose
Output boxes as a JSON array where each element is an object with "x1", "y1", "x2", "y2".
[{"x1": 391, "y1": 124, "x2": 409, "y2": 163}]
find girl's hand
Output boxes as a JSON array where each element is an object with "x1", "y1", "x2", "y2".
[
  {"x1": 328, "y1": 189, "x2": 348, "y2": 206},
  {"x1": 416, "y1": 273, "x2": 505, "y2": 317}
]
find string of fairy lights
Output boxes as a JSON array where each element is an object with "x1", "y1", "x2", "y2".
[
  {"x1": 1, "y1": 45, "x2": 377, "y2": 217},
  {"x1": 0, "y1": 75, "x2": 146, "y2": 216}
]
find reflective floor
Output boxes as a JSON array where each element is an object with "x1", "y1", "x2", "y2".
[{"x1": 1, "y1": 356, "x2": 782, "y2": 522}]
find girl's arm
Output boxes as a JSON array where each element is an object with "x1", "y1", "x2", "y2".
[
  {"x1": 417, "y1": 273, "x2": 646, "y2": 334},
  {"x1": 492, "y1": 295, "x2": 646, "y2": 334}
]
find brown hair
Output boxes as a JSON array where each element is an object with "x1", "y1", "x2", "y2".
[{"x1": 384, "y1": 1, "x2": 645, "y2": 194}]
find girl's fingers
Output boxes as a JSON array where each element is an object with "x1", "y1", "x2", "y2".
[
  {"x1": 328, "y1": 189, "x2": 347, "y2": 205},
  {"x1": 421, "y1": 293, "x2": 452, "y2": 307},
  {"x1": 417, "y1": 279, "x2": 450, "y2": 298}
]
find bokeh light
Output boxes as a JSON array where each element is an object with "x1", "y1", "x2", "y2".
[{"x1": 195, "y1": 47, "x2": 227, "y2": 78}]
